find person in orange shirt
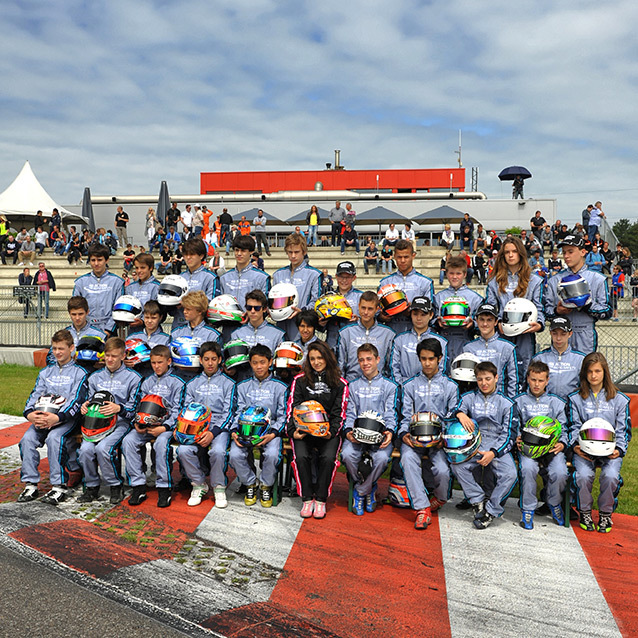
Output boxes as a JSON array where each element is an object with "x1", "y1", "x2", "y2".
[
  {"x1": 202, "y1": 206, "x2": 213, "y2": 237},
  {"x1": 238, "y1": 216, "x2": 251, "y2": 236},
  {"x1": 213, "y1": 218, "x2": 222, "y2": 246}
]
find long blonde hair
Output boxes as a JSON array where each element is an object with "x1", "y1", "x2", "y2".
[{"x1": 489, "y1": 237, "x2": 531, "y2": 297}]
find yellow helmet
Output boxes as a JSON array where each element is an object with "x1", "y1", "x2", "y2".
[{"x1": 315, "y1": 293, "x2": 353, "y2": 320}]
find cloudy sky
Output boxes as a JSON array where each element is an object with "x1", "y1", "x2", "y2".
[{"x1": 0, "y1": 0, "x2": 636, "y2": 224}]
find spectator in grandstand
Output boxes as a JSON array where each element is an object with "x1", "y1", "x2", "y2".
[
  {"x1": 2, "y1": 235, "x2": 18, "y2": 265},
  {"x1": 401, "y1": 222, "x2": 416, "y2": 251},
  {"x1": 34, "y1": 226, "x2": 49, "y2": 255},
  {"x1": 473, "y1": 223, "x2": 487, "y2": 254},
  {"x1": 586, "y1": 244, "x2": 605, "y2": 273},
  {"x1": 440, "y1": 224, "x2": 455, "y2": 251},
  {"x1": 340, "y1": 223, "x2": 360, "y2": 254},
  {"x1": 611, "y1": 265, "x2": 624, "y2": 321},
  {"x1": 383, "y1": 223, "x2": 399, "y2": 249},
  {"x1": 364, "y1": 240, "x2": 379, "y2": 275},
  {"x1": 18, "y1": 234, "x2": 36, "y2": 266}
]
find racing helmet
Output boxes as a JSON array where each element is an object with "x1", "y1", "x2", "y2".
[
  {"x1": 112, "y1": 295, "x2": 143, "y2": 324},
  {"x1": 82, "y1": 390, "x2": 117, "y2": 443},
  {"x1": 558, "y1": 273, "x2": 591, "y2": 309},
  {"x1": 223, "y1": 339, "x2": 250, "y2": 369},
  {"x1": 450, "y1": 352, "x2": 480, "y2": 383},
  {"x1": 34, "y1": 393, "x2": 66, "y2": 415},
  {"x1": 207, "y1": 294, "x2": 244, "y2": 323},
  {"x1": 293, "y1": 400, "x2": 330, "y2": 438},
  {"x1": 268, "y1": 283, "x2": 299, "y2": 321},
  {"x1": 440, "y1": 296, "x2": 470, "y2": 327},
  {"x1": 125, "y1": 337, "x2": 152, "y2": 366},
  {"x1": 378, "y1": 284, "x2": 409, "y2": 316},
  {"x1": 388, "y1": 477, "x2": 411, "y2": 508},
  {"x1": 134, "y1": 394, "x2": 167, "y2": 429},
  {"x1": 578, "y1": 418, "x2": 616, "y2": 457},
  {"x1": 237, "y1": 406, "x2": 271, "y2": 446},
  {"x1": 352, "y1": 410, "x2": 386, "y2": 445},
  {"x1": 520, "y1": 415, "x2": 562, "y2": 459},
  {"x1": 174, "y1": 402, "x2": 212, "y2": 445},
  {"x1": 409, "y1": 412, "x2": 442, "y2": 448},
  {"x1": 75, "y1": 335, "x2": 105, "y2": 362},
  {"x1": 170, "y1": 336, "x2": 201, "y2": 368},
  {"x1": 443, "y1": 420, "x2": 482, "y2": 464},
  {"x1": 315, "y1": 293, "x2": 353, "y2": 321},
  {"x1": 274, "y1": 341, "x2": 304, "y2": 369},
  {"x1": 501, "y1": 298, "x2": 538, "y2": 337},
  {"x1": 157, "y1": 274, "x2": 189, "y2": 306}
]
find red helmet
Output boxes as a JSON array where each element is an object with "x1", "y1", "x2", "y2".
[
  {"x1": 377, "y1": 284, "x2": 409, "y2": 316},
  {"x1": 134, "y1": 394, "x2": 168, "y2": 428}
]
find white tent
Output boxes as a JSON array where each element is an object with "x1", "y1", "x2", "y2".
[{"x1": 0, "y1": 161, "x2": 86, "y2": 224}]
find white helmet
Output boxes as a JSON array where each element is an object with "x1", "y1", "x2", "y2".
[
  {"x1": 35, "y1": 393, "x2": 66, "y2": 414},
  {"x1": 578, "y1": 418, "x2": 616, "y2": 457},
  {"x1": 274, "y1": 341, "x2": 304, "y2": 369},
  {"x1": 450, "y1": 352, "x2": 480, "y2": 382},
  {"x1": 268, "y1": 283, "x2": 299, "y2": 321},
  {"x1": 501, "y1": 298, "x2": 538, "y2": 337},
  {"x1": 352, "y1": 410, "x2": 386, "y2": 445},
  {"x1": 158, "y1": 275, "x2": 189, "y2": 306},
  {"x1": 112, "y1": 295, "x2": 143, "y2": 324},
  {"x1": 207, "y1": 294, "x2": 243, "y2": 323}
]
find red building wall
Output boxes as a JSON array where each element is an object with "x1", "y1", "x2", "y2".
[{"x1": 200, "y1": 168, "x2": 465, "y2": 194}]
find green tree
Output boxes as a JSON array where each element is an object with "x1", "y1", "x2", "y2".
[{"x1": 613, "y1": 219, "x2": 638, "y2": 255}]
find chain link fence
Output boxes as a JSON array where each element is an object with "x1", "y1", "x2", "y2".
[{"x1": 1, "y1": 285, "x2": 638, "y2": 384}]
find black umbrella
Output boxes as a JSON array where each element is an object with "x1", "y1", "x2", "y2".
[
  {"x1": 287, "y1": 206, "x2": 330, "y2": 224},
  {"x1": 233, "y1": 208, "x2": 282, "y2": 223},
  {"x1": 156, "y1": 181, "x2": 170, "y2": 227},
  {"x1": 498, "y1": 166, "x2": 532, "y2": 181},
  {"x1": 81, "y1": 187, "x2": 95, "y2": 232},
  {"x1": 356, "y1": 206, "x2": 409, "y2": 236},
  {"x1": 413, "y1": 205, "x2": 475, "y2": 225}
]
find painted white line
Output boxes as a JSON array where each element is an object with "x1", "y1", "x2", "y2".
[
  {"x1": 0, "y1": 415, "x2": 29, "y2": 430},
  {"x1": 195, "y1": 480, "x2": 304, "y2": 572},
  {"x1": 439, "y1": 495, "x2": 622, "y2": 638}
]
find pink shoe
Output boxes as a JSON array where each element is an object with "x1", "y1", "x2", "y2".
[
  {"x1": 300, "y1": 500, "x2": 315, "y2": 518},
  {"x1": 313, "y1": 501, "x2": 326, "y2": 519}
]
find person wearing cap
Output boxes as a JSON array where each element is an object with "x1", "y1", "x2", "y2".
[
  {"x1": 486, "y1": 236, "x2": 544, "y2": 380},
  {"x1": 337, "y1": 291, "x2": 395, "y2": 382},
  {"x1": 378, "y1": 239, "x2": 434, "y2": 335},
  {"x1": 531, "y1": 316, "x2": 586, "y2": 396},
  {"x1": 341, "y1": 343, "x2": 399, "y2": 516},
  {"x1": 322, "y1": 261, "x2": 362, "y2": 349},
  {"x1": 545, "y1": 234, "x2": 611, "y2": 354},
  {"x1": 462, "y1": 302, "x2": 519, "y2": 398},
  {"x1": 389, "y1": 296, "x2": 448, "y2": 384},
  {"x1": 433, "y1": 255, "x2": 483, "y2": 371}
]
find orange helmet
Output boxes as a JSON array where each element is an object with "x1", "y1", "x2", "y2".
[
  {"x1": 293, "y1": 400, "x2": 330, "y2": 438},
  {"x1": 377, "y1": 283, "x2": 409, "y2": 316}
]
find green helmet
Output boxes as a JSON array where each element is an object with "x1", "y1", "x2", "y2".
[
  {"x1": 520, "y1": 415, "x2": 562, "y2": 459},
  {"x1": 223, "y1": 339, "x2": 250, "y2": 369}
]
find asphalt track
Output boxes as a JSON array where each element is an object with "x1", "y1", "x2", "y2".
[{"x1": 1, "y1": 416, "x2": 637, "y2": 638}]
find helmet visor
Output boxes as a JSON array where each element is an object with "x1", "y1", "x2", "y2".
[
  {"x1": 521, "y1": 429, "x2": 552, "y2": 446},
  {"x1": 580, "y1": 427, "x2": 615, "y2": 442},
  {"x1": 502, "y1": 310, "x2": 532, "y2": 324},
  {"x1": 297, "y1": 411, "x2": 328, "y2": 423},
  {"x1": 159, "y1": 284, "x2": 184, "y2": 297},
  {"x1": 269, "y1": 296, "x2": 295, "y2": 310},
  {"x1": 275, "y1": 347, "x2": 302, "y2": 362},
  {"x1": 176, "y1": 418, "x2": 204, "y2": 435},
  {"x1": 381, "y1": 290, "x2": 407, "y2": 307},
  {"x1": 443, "y1": 433, "x2": 472, "y2": 449},
  {"x1": 442, "y1": 302, "x2": 468, "y2": 317},
  {"x1": 224, "y1": 344, "x2": 249, "y2": 361},
  {"x1": 354, "y1": 417, "x2": 385, "y2": 433},
  {"x1": 114, "y1": 301, "x2": 139, "y2": 314},
  {"x1": 452, "y1": 358, "x2": 477, "y2": 372},
  {"x1": 559, "y1": 279, "x2": 590, "y2": 299}
]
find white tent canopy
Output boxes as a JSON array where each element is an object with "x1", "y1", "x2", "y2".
[{"x1": 0, "y1": 161, "x2": 86, "y2": 224}]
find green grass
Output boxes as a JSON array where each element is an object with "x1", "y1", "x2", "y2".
[
  {"x1": 0, "y1": 364, "x2": 40, "y2": 415},
  {"x1": 0, "y1": 362, "x2": 636, "y2": 516}
]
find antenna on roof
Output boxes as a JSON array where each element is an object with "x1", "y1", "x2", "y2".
[{"x1": 455, "y1": 130, "x2": 462, "y2": 168}]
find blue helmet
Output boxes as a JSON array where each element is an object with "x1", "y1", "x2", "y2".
[
  {"x1": 237, "y1": 406, "x2": 271, "y2": 447},
  {"x1": 558, "y1": 273, "x2": 591, "y2": 308},
  {"x1": 174, "y1": 402, "x2": 211, "y2": 445},
  {"x1": 75, "y1": 335, "x2": 105, "y2": 362},
  {"x1": 170, "y1": 336, "x2": 201, "y2": 368},
  {"x1": 443, "y1": 420, "x2": 481, "y2": 464}
]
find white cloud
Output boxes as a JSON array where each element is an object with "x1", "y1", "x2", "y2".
[{"x1": 0, "y1": 0, "x2": 636, "y2": 225}]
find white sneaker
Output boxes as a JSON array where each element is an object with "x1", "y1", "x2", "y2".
[
  {"x1": 29, "y1": 262, "x2": 34, "y2": 266},
  {"x1": 18, "y1": 262, "x2": 23, "y2": 266},
  {"x1": 187, "y1": 483, "x2": 209, "y2": 506},
  {"x1": 214, "y1": 485, "x2": 227, "y2": 508}
]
